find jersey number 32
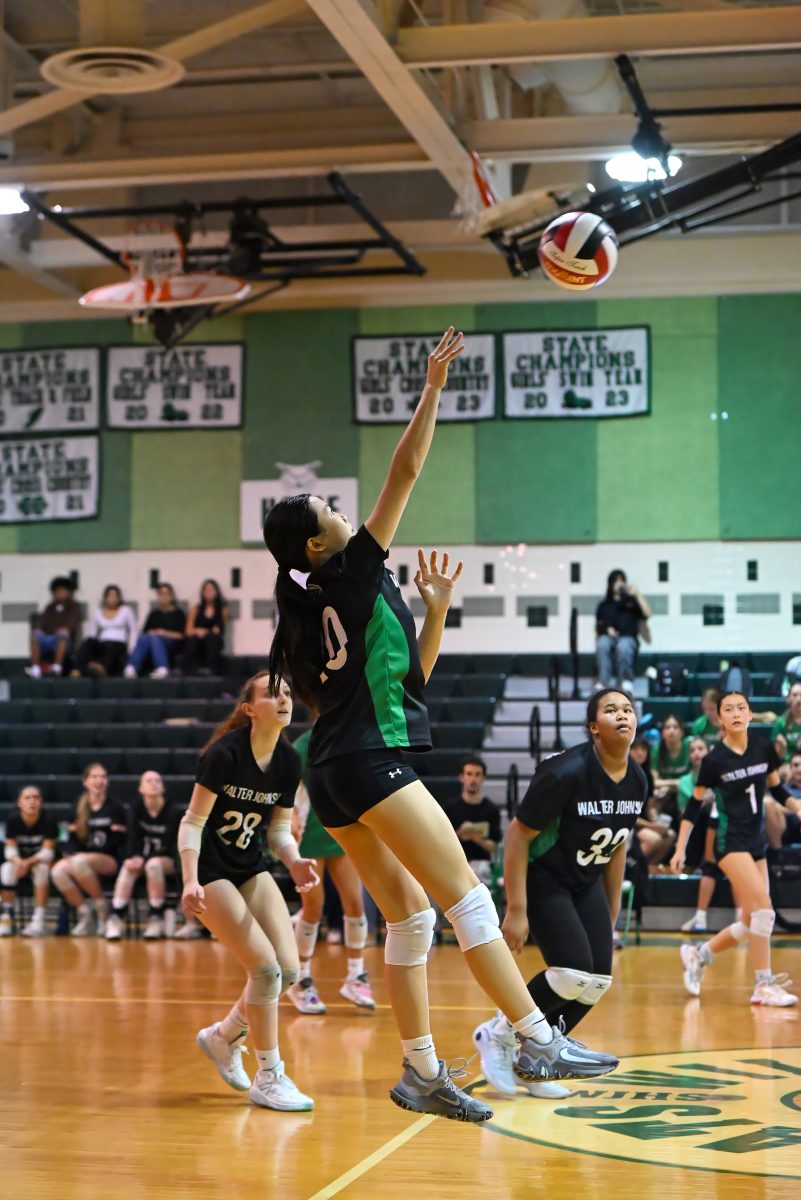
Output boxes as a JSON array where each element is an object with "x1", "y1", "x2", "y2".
[{"x1": 576, "y1": 827, "x2": 628, "y2": 867}]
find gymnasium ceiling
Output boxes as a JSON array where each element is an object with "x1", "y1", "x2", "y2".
[{"x1": 0, "y1": 0, "x2": 800, "y2": 319}]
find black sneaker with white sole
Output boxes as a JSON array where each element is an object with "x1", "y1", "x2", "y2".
[{"x1": 389, "y1": 1059, "x2": 493, "y2": 1122}]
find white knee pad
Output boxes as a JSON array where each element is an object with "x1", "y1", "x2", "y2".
[
  {"x1": 749, "y1": 908, "x2": 775, "y2": 939},
  {"x1": 344, "y1": 915, "x2": 368, "y2": 951},
  {"x1": 544, "y1": 965, "x2": 592, "y2": 1001},
  {"x1": 444, "y1": 883, "x2": 502, "y2": 953},
  {"x1": 280, "y1": 964, "x2": 299, "y2": 993},
  {"x1": 70, "y1": 855, "x2": 95, "y2": 882},
  {"x1": 31, "y1": 862, "x2": 50, "y2": 889},
  {"x1": 0, "y1": 860, "x2": 19, "y2": 888},
  {"x1": 384, "y1": 907, "x2": 436, "y2": 967},
  {"x1": 144, "y1": 858, "x2": 166, "y2": 885},
  {"x1": 730, "y1": 920, "x2": 749, "y2": 943},
  {"x1": 576, "y1": 973, "x2": 613, "y2": 1007},
  {"x1": 244, "y1": 963, "x2": 282, "y2": 1007}
]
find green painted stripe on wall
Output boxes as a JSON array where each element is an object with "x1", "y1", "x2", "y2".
[{"x1": 130, "y1": 429, "x2": 241, "y2": 549}]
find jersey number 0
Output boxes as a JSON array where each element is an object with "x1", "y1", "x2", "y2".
[{"x1": 321, "y1": 606, "x2": 348, "y2": 682}]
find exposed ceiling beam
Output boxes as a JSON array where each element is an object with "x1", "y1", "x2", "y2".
[
  {"x1": 0, "y1": 0, "x2": 307, "y2": 138},
  {"x1": 302, "y1": 0, "x2": 473, "y2": 195},
  {"x1": 396, "y1": 8, "x2": 801, "y2": 69}
]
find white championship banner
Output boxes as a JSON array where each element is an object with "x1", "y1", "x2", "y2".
[
  {"x1": 504, "y1": 327, "x2": 650, "y2": 418},
  {"x1": 353, "y1": 333, "x2": 495, "y2": 422},
  {"x1": 0, "y1": 435, "x2": 99, "y2": 522},
  {"x1": 106, "y1": 344, "x2": 243, "y2": 428},
  {"x1": 0, "y1": 347, "x2": 100, "y2": 433}
]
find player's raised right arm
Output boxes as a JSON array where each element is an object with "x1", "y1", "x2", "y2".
[{"x1": 365, "y1": 327, "x2": 463, "y2": 551}]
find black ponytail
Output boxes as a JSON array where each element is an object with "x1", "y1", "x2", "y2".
[{"x1": 263, "y1": 495, "x2": 325, "y2": 706}]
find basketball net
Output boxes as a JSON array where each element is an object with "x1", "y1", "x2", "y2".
[
  {"x1": 453, "y1": 150, "x2": 499, "y2": 234},
  {"x1": 121, "y1": 221, "x2": 186, "y2": 313}
]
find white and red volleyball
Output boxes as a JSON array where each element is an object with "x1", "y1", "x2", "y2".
[{"x1": 537, "y1": 211, "x2": 619, "y2": 292}]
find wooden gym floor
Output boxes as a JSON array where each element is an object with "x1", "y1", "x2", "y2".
[{"x1": 2, "y1": 935, "x2": 800, "y2": 1200}]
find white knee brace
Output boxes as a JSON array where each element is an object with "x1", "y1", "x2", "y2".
[
  {"x1": 0, "y1": 860, "x2": 19, "y2": 888},
  {"x1": 344, "y1": 915, "x2": 368, "y2": 951},
  {"x1": 244, "y1": 963, "x2": 282, "y2": 1007},
  {"x1": 70, "y1": 855, "x2": 96, "y2": 882},
  {"x1": 544, "y1": 965, "x2": 592, "y2": 1001},
  {"x1": 144, "y1": 858, "x2": 166, "y2": 885},
  {"x1": 31, "y1": 862, "x2": 50, "y2": 889},
  {"x1": 749, "y1": 908, "x2": 775, "y2": 939},
  {"x1": 384, "y1": 907, "x2": 436, "y2": 966},
  {"x1": 576, "y1": 973, "x2": 613, "y2": 1006},
  {"x1": 730, "y1": 920, "x2": 749, "y2": 943},
  {"x1": 444, "y1": 883, "x2": 502, "y2": 952},
  {"x1": 280, "y1": 964, "x2": 299, "y2": 992}
]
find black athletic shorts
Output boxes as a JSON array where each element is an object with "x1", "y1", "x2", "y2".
[
  {"x1": 197, "y1": 859, "x2": 270, "y2": 889},
  {"x1": 307, "y1": 751, "x2": 420, "y2": 829},
  {"x1": 715, "y1": 833, "x2": 766, "y2": 864}
]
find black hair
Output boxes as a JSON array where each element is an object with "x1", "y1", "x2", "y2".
[
  {"x1": 263, "y1": 495, "x2": 326, "y2": 706},
  {"x1": 605, "y1": 569, "x2": 627, "y2": 601},
  {"x1": 716, "y1": 691, "x2": 750, "y2": 714},
  {"x1": 102, "y1": 584, "x2": 123, "y2": 604},
  {"x1": 657, "y1": 712, "x2": 686, "y2": 769},
  {"x1": 156, "y1": 582, "x2": 177, "y2": 603},
  {"x1": 50, "y1": 575, "x2": 75, "y2": 594},
  {"x1": 631, "y1": 735, "x2": 651, "y2": 755},
  {"x1": 585, "y1": 687, "x2": 634, "y2": 732},
  {"x1": 198, "y1": 578, "x2": 226, "y2": 623},
  {"x1": 461, "y1": 755, "x2": 487, "y2": 776}
]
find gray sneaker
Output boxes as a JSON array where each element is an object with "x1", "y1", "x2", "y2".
[
  {"x1": 515, "y1": 1026, "x2": 618, "y2": 1081},
  {"x1": 389, "y1": 1059, "x2": 493, "y2": 1122},
  {"x1": 557, "y1": 1017, "x2": 618, "y2": 1067}
]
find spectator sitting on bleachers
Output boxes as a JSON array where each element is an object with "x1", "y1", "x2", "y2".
[
  {"x1": 772, "y1": 681, "x2": 801, "y2": 762},
  {"x1": 786, "y1": 751, "x2": 801, "y2": 800},
  {"x1": 181, "y1": 578, "x2": 228, "y2": 676},
  {"x1": 105, "y1": 770, "x2": 180, "y2": 942},
  {"x1": 25, "y1": 575, "x2": 82, "y2": 679},
  {"x1": 74, "y1": 585, "x2": 138, "y2": 678},
  {"x1": 51, "y1": 763, "x2": 127, "y2": 936},
  {"x1": 630, "y1": 737, "x2": 654, "y2": 798},
  {"x1": 651, "y1": 714, "x2": 690, "y2": 809},
  {"x1": 631, "y1": 736, "x2": 674, "y2": 866},
  {"x1": 0, "y1": 785, "x2": 58, "y2": 938},
  {"x1": 595, "y1": 569, "x2": 651, "y2": 692},
  {"x1": 677, "y1": 738, "x2": 724, "y2": 932},
  {"x1": 690, "y1": 688, "x2": 722, "y2": 746},
  {"x1": 124, "y1": 582, "x2": 186, "y2": 680},
  {"x1": 443, "y1": 756, "x2": 501, "y2": 884}
]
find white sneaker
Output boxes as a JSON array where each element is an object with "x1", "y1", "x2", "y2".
[
  {"x1": 25, "y1": 664, "x2": 42, "y2": 679},
  {"x1": 751, "y1": 975, "x2": 799, "y2": 1007},
  {"x1": 520, "y1": 1079, "x2": 572, "y2": 1099},
  {"x1": 681, "y1": 914, "x2": 708, "y2": 933},
  {"x1": 0, "y1": 912, "x2": 13, "y2": 937},
  {"x1": 174, "y1": 921, "x2": 203, "y2": 940},
  {"x1": 196, "y1": 1023, "x2": 251, "y2": 1091},
  {"x1": 680, "y1": 943, "x2": 706, "y2": 997},
  {"x1": 123, "y1": 665, "x2": 137, "y2": 678},
  {"x1": 249, "y1": 1062, "x2": 314, "y2": 1111},
  {"x1": 150, "y1": 666, "x2": 169, "y2": 679},
  {"x1": 339, "y1": 974, "x2": 376, "y2": 1010},
  {"x1": 143, "y1": 915, "x2": 164, "y2": 940},
  {"x1": 288, "y1": 978, "x2": 327, "y2": 1015},
  {"x1": 22, "y1": 914, "x2": 48, "y2": 938},
  {"x1": 71, "y1": 910, "x2": 96, "y2": 937},
  {"x1": 104, "y1": 913, "x2": 125, "y2": 941},
  {"x1": 50, "y1": 662, "x2": 63, "y2": 676},
  {"x1": 472, "y1": 1014, "x2": 518, "y2": 1096},
  {"x1": 620, "y1": 678, "x2": 634, "y2": 694}
]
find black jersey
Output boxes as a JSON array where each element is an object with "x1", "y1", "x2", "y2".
[
  {"x1": 307, "y1": 524, "x2": 430, "y2": 766},
  {"x1": 127, "y1": 799, "x2": 180, "y2": 861},
  {"x1": 692, "y1": 732, "x2": 781, "y2": 852},
  {"x1": 517, "y1": 742, "x2": 647, "y2": 887},
  {"x1": 77, "y1": 799, "x2": 127, "y2": 857},
  {"x1": 195, "y1": 726, "x2": 300, "y2": 881},
  {"x1": 5, "y1": 811, "x2": 59, "y2": 858}
]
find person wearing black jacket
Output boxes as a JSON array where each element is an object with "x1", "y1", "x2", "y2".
[{"x1": 595, "y1": 570, "x2": 651, "y2": 691}]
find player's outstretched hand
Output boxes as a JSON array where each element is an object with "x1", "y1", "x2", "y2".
[
  {"x1": 502, "y1": 908, "x2": 529, "y2": 955},
  {"x1": 426, "y1": 326, "x2": 464, "y2": 390},
  {"x1": 669, "y1": 850, "x2": 685, "y2": 874},
  {"x1": 414, "y1": 549, "x2": 463, "y2": 617},
  {"x1": 290, "y1": 857, "x2": 321, "y2": 894},
  {"x1": 182, "y1": 881, "x2": 206, "y2": 916}
]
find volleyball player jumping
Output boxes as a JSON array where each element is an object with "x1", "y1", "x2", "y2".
[{"x1": 263, "y1": 327, "x2": 616, "y2": 1125}]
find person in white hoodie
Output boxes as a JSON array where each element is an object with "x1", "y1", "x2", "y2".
[{"x1": 75, "y1": 585, "x2": 138, "y2": 677}]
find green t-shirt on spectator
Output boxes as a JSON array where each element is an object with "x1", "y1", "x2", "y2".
[
  {"x1": 651, "y1": 740, "x2": 691, "y2": 780},
  {"x1": 677, "y1": 768, "x2": 719, "y2": 815},
  {"x1": 771, "y1": 714, "x2": 801, "y2": 760},
  {"x1": 691, "y1": 715, "x2": 720, "y2": 746}
]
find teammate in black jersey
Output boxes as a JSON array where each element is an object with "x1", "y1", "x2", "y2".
[
  {"x1": 672, "y1": 692, "x2": 798, "y2": 1007},
  {"x1": 104, "y1": 770, "x2": 180, "y2": 942},
  {"x1": 472, "y1": 690, "x2": 644, "y2": 1100},
  {"x1": 264, "y1": 327, "x2": 616, "y2": 1125},
  {"x1": 179, "y1": 675, "x2": 318, "y2": 1111},
  {"x1": 0, "y1": 785, "x2": 58, "y2": 938},
  {"x1": 51, "y1": 762, "x2": 126, "y2": 937}
]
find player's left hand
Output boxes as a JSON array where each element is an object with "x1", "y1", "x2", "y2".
[
  {"x1": 414, "y1": 549, "x2": 463, "y2": 617},
  {"x1": 290, "y1": 858, "x2": 320, "y2": 894}
]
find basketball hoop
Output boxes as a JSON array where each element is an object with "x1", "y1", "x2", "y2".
[
  {"x1": 79, "y1": 220, "x2": 251, "y2": 315},
  {"x1": 453, "y1": 150, "x2": 499, "y2": 234}
]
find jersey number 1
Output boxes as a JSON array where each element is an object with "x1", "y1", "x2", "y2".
[{"x1": 746, "y1": 783, "x2": 758, "y2": 814}]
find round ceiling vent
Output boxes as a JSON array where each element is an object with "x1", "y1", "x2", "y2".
[{"x1": 41, "y1": 47, "x2": 185, "y2": 94}]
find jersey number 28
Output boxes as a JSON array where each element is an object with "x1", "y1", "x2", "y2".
[
  {"x1": 218, "y1": 811, "x2": 262, "y2": 850},
  {"x1": 576, "y1": 827, "x2": 629, "y2": 867}
]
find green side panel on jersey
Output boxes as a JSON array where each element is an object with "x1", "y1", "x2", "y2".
[
  {"x1": 528, "y1": 817, "x2": 561, "y2": 862},
  {"x1": 364, "y1": 593, "x2": 411, "y2": 749},
  {"x1": 715, "y1": 804, "x2": 729, "y2": 856}
]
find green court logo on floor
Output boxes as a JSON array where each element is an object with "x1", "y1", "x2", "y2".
[{"x1": 485, "y1": 1048, "x2": 801, "y2": 1177}]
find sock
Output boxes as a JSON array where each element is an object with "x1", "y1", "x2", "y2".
[
  {"x1": 299, "y1": 959, "x2": 312, "y2": 981},
  {"x1": 256, "y1": 1047, "x2": 281, "y2": 1073},
  {"x1": 755, "y1": 968, "x2": 772, "y2": 985},
  {"x1": 34, "y1": 906, "x2": 46, "y2": 919},
  {"x1": 346, "y1": 956, "x2": 365, "y2": 981},
  {"x1": 698, "y1": 943, "x2": 714, "y2": 965},
  {"x1": 148, "y1": 902, "x2": 165, "y2": 918},
  {"x1": 219, "y1": 997, "x2": 249, "y2": 1044},
  {"x1": 402, "y1": 1035, "x2": 439, "y2": 1081},
  {"x1": 296, "y1": 919, "x2": 319, "y2": 962},
  {"x1": 77, "y1": 902, "x2": 91, "y2": 918},
  {"x1": 512, "y1": 1008, "x2": 553, "y2": 1045},
  {"x1": 694, "y1": 910, "x2": 707, "y2": 925}
]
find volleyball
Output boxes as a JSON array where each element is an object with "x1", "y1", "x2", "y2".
[{"x1": 537, "y1": 211, "x2": 619, "y2": 292}]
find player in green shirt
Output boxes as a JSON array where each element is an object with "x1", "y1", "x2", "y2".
[
  {"x1": 690, "y1": 689, "x2": 721, "y2": 747},
  {"x1": 772, "y1": 682, "x2": 801, "y2": 761}
]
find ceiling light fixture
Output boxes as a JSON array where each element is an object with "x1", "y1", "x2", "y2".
[
  {"x1": 605, "y1": 152, "x2": 683, "y2": 183},
  {"x1": 0, "y1": 187, "x2": 29, "y2": 215}
]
